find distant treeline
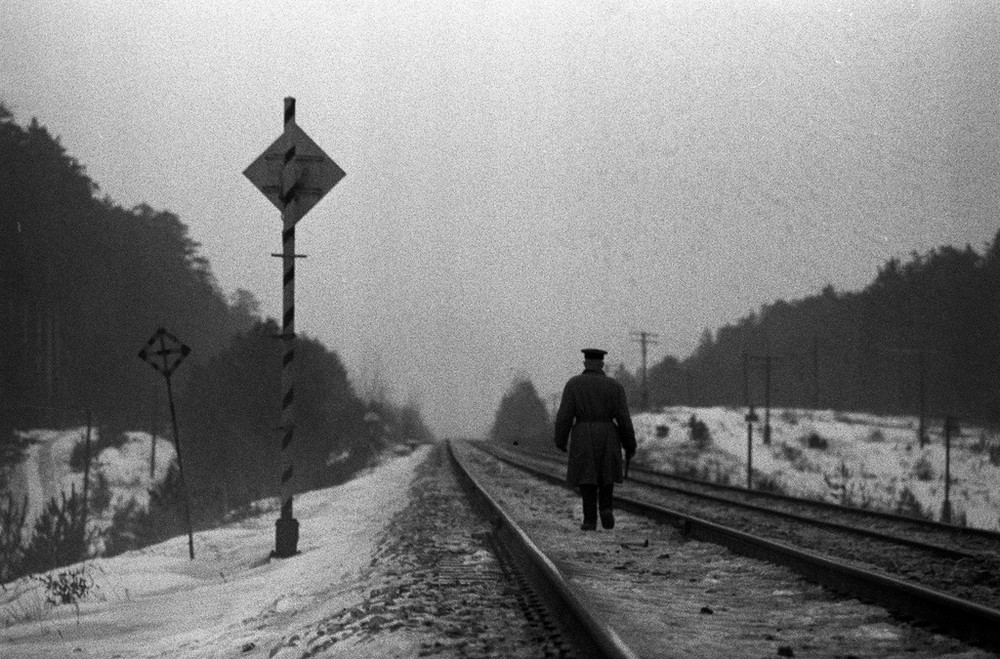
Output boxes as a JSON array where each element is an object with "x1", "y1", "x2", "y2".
[
  {"x1": 488, "y1": 378, "x2": 554, "y2": 453},
  {"x1": 0, "y1": 106, "x2": 433, "y2": 509},
  {"x1": 624, "y1": 233, "x2": 1000, "y2": 424}
]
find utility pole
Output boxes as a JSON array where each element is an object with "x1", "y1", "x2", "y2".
[
  {"x1": 631, "y1": 331, "x2": 659, "y2": 411},
  {"x1": 918, "y1": 352, "x2": 927, "y2": 448},
  {"x1": 745, "y1": 407, "x2": 759, "y2": 489},
  {"x1": 763, "y1": 349, "x2": 772, "y2": 444},
  {"x1": 742, "y1": 351, "x2": 750, "y2": 409},
  {"x1": 879, "y1": 347, "x2": 941, "y2": 448},
  {"x1": 744, "y1": 350, "x2": 777, "y2": 445},
  {"x1": 942, "y1": 415, "x2": 957, "y2": 524},
  {"x1": 812, "y1": 335, "x2": 820, "y2": 410}
]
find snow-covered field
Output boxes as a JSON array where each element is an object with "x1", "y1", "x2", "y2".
[
  {"x1": 1, "y1": 444, "x2": 428, "y2": 658},
  {"x1": 3, "y1": 405, "x2": 998, "y2": 655},
  {"x1": 633, "y1": 406, "x2": 1000, "y2": 531}
]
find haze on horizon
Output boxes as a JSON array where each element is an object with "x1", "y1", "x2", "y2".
[{"x1": 2, "y1": 0, "x2": 997, "y2": 438}]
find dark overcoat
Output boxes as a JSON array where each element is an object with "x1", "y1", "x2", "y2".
[{"x1": 554, "y1": 367, "x2": 637, "y2": 486}]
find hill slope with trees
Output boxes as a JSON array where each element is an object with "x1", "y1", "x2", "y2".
[
  {"x1": 0, "y1": 106, "x2": 434, "y2": 575},
  {"x1": 644, "y1": 235, "x2": 1000, "y2": 424}
]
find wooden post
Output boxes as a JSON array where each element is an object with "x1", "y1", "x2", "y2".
[
  {"x1": 165, "y1": 370, "x2": 195, "y2": 560},
  {"x1": 150, "y1": 387, "x2": 158, "y2": 480},
  {"x1": 942, "y1": 415, "x2": 954, "y2": 524},
  {"x1": 918, "y1": 353, "x2": 927, "y2": 448},
  {"x1": 745, "y1": 407, "x2": 758, "y2": 489},
  {"x1": 812, "y1": 335, "x2": 819, "y2": 410},
  {"x1": 138, "y1": 327, "x2": 194, "y2": 559},
  {"x1": 81, "y1": 408, "x2": 92, "y2": 553},
  {"x1": 763, "y1": 351, "x2": 772, "y2": 445}
]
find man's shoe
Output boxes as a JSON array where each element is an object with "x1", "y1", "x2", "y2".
[
  {"x1": 600, "y1": 509, "x2": 615, "y2": 529},
  {"x1": 580, "y1": 520, "x2": 597, "y2": 531}
]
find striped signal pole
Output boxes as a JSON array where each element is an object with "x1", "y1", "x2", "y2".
[
  {"x1": 274, "y1": 96, "x2": 302, "y2": 558},
  {"x1": 244, "y1": 96, "x2": 345, "y2": 558}
]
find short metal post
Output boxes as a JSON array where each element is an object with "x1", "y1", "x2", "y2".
[
  {"x1": 165, "y1": 372, "x2": 195, "y2": 560},
  {"x1": 763, "y1": 352, "x2": 772, "y2": 445},
  {"x1": 918, "y1": 353, "x2": 927, "y2": 448},
  {"x1": 81, "y1": 408, "x2": 92, "y2": 551},
  {"x1": 942, "y1": 415, "x2": 954, "y2": 524},
  {"x1": 150, "y1": 387, "x2": 158, "y2": 480},
  {"x1": 745, "y1": 407, "x2": 758, "y2": 489},
  {"x1": 742, "y1": 352, "x2": 749, "y2": 408}
]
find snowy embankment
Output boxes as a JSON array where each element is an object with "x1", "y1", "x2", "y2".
[
  {"x1": 7, "y1": 428, "x2": 176, "y2": 543},
  {"x1": 633, "y1": 407, "x2": 1000, "y2": 532},
  {"x1": 1, "y1": 445, "x2": 428, "y2": 658}
]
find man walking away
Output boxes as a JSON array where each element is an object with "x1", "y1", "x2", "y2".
[{"x1": 554, "y1": 348, "x2": 637, "y2": 530}]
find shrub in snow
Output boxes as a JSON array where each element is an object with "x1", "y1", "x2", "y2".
[
  {"x1": 68, "y1": 438, "x2": 88, "y2": 473},
  {"x1": 841, "y1": 481, "x2": 880, "y2": 510},
  {"x1": 911, "y1": 454, "x2": 934, "y2": 481},
  {"x1": 102, "y1": 497, "x2": 144, "y2": 557},
  {"x1": 0, "y1": 492, "x2": 27, "y2": 583},
  {"x1": 20, "y1": 485, "x2": 93, "y2": 577},
  {"x1": 88, "y1": 471, "x2": 112, "y2": 517},
  {"x1": 823, "y1": 461, "x2": 852, "y2": 504},
  {"x1": 103, "y1": 462, "x2": 205, "y2": 556},
  {"x1": 687, "y1": 415, "x2": 711, "y2": 450},
  {"x1": 779, "y1": 409, "x2": 799, "y2": 426},
  {"x1": 800, "y1": 431, "x2": 829, "y2": 450},
  {"x1": 988, "y1": 444, "x2": 1000, "y2": 468},
  {"x1": 780, "y1": 444, "x2": 803, "y2": 462},
  {"x1": 32, "y1": 564, "x2": 95, "y2": 608},
  {"x1": 894, "y1": 487, "x2": 931, "y2": 520},
  {"x1": 752, "y1": 472, "x2": 787, "y2": 495}
]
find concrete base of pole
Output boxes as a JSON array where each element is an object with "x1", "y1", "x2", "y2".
[{"x1": 273, "y1": 517, "x2": 300, "y2": 558}]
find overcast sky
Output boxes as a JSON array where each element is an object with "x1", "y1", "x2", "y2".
[{"x1": 3, "y1": 0, "x2": 998, "y2": 437}]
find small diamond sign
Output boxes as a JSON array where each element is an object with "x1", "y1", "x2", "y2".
[
  {"x1": 243, "y1": 122, "x2": 345, "y2": 225},
  {"x1": 138, "y1": 327, "x2": 191, "y2": 378}
]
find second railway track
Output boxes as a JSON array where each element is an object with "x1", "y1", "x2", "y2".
[{"x1": 458, "y1": 444, "x2": 1000, "y2": 656}]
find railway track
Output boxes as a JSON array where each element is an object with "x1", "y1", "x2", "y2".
[
  {"x1": 609, "y1": 448, "x2": 1000, "y2": 557},
  {"x1": 496, "y1": 445, "x2": 1000, "y2": 567},
  {"x1": 464, "y1": 439, "x2": 1000, "y2": 654},
  {"x1": 446, "y1": 440, "x2": 640, "y2": 658}
]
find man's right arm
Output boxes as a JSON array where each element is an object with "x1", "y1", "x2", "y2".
[
  {"x1": 615, "y1": 384, "x2": 637, "y2": 459},
  {"x1": 553, "y1": 384, "x2": 574, "y2": 452}
]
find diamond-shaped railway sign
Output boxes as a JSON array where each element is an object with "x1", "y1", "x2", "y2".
[
  {"x1": 243, "y1": 122, "x2": 345, "y2": 225},
  {"x1": 138, "y1": 327, "x2": 191, "y2": 378}
]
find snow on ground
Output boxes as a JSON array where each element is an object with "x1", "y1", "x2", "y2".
[
  {"x1": 634, "y1": 406, "x2": 1000, "y2": 531},
  {"x1": 7, "y1": 429, "x2": 176, "y2": 542},
  {"x1": 1, "y1": 446, "x2": 429, "y2": 658}
]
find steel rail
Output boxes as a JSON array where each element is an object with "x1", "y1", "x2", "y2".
[
  {"x1": 446, "y1": 440, "x2": 641, "y2": 659},
  {"x1": 471, "y1": 440, "x2": 1000, "y2": 651},
  {"x1": 628, "y1": 459, "x2": 1000, "y2": 542}
]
